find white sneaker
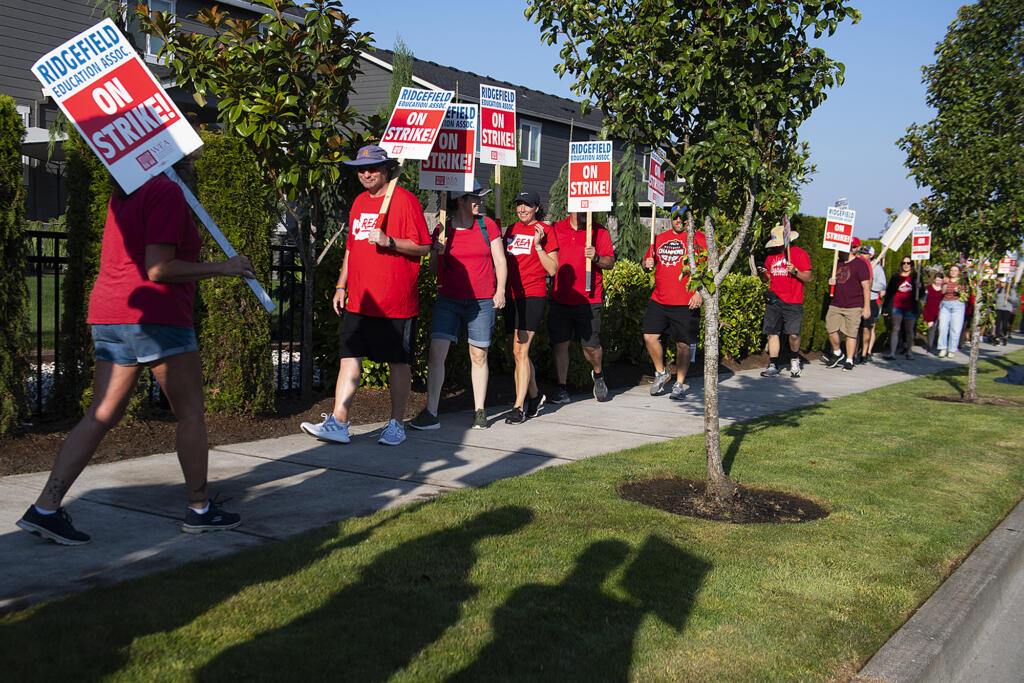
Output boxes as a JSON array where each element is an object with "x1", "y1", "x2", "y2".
[
  {"x1": 790, "y1": 358, "x2": 802, "y2": 377},
  {"x1": 300, "y1": 413, "x2": 350, "y2": 444},
  {"x1": 378, "y1": 418, "x2": 406, "y2": 446}
]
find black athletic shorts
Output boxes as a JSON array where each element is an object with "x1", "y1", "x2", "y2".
[
  {"x1": 762, "y1": 300, "x2": 804, "y2": 336},
  {"x1": 861, "y1": 301, "x2": 881, "y2": 328},
  {"x1": 504, "y1": 296, "x2": 547, "y2": 334},
  {"x1": 548, "y1": 301, "x2": 602, "y2": 348},
  {"x1": 642, "y1": 300, "x2": 700, "y2": 344},
  {"x1": 338, "y1": 311, "x2": 417, "y2": 364}
]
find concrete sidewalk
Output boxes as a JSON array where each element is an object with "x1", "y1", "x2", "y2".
[{"x1": 2, "y1": 341, "x2": 1022, "y2": 676}]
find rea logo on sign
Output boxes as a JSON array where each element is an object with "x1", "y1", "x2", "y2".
[{"x1": 136, "y1": 150, "x2": 156, "y2": 170}]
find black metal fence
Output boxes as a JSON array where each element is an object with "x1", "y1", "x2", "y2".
[{"x1": 23, "y1": 231, "x2": 306, "y2": 413}]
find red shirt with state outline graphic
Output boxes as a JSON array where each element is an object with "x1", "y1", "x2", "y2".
[
  {"x1": 644, "y1": 229, "x2": 707, "y2": 306},
  {"x1": 765, "y1": 246, "x2": 811, "y2": 304},
  {"x1": 551, "y1": 218, "x2": 614, "y2": 305},
  {"x1": 504, "y1": 221, "x2": 558, "y2": 299},
  {"x1": 344, "y1": 186, "x2": 430, "y2": 318}
]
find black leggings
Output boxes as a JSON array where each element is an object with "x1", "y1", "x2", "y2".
[{"x1": 995, "y1": 310, "x2": 1013, "y2": 340}]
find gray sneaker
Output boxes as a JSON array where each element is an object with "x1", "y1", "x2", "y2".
[
  {"x1": 790, "y1": 358, "x2": 802, "y2": 377},
  {"x1": 760, "y1": 363, "x2": 780, "y2": 377},
  {"x1": 548, "y1": 387, "x2": 571, "y2": 404},
  {"x1": 378, "y1": 418, "x2": 406, "y2": 446},
  {"x1": 592, "y1": 371, "x2": 609, "y2": 402},
  {"x1": 472, "y1": 409, "x2": 488, "y2": 429},
  {"x1": 300, "y1": 413, "x2": 350, "y2": 444},
  {"x1": 669, "y1": 382, "x2": 687, "y2": 400},
  {"x1": 650, "y1": 370, "x2": 671, "y2": 395},
  {"x1": 409, "y1": 409, "x2": 440, "y2": 430}
]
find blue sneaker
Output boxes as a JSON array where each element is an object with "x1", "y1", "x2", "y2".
[
  {"x1": 300, "y1": 413, "x2": 350, "y2": 443},
  {"x1": 17, "y1": 506, "x2": 90, "y2": 545},
  {"x1": 182, "y1": 498, "x2": 241, "y2": 534}
]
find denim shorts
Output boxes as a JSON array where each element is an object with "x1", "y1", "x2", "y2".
[
  {"x1": 92, "y1": 324, "x2": 198, "y2": 366},
  {"x1": 430, "y1": 296, "x2": 495, "y2": 347},
  {"x1": 892, "y1": 306, "x2": 918, "y2": 320}
]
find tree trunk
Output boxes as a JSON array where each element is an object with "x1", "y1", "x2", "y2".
[
  {"x1": 964, "y1": 273, "x2": 983, "y2": 402},
  {"x1": 702, "y1": 289, "x2": 734, "y2": 501}
]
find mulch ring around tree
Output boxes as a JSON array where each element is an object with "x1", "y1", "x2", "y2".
[
  {"x1": 923, "y1": 395, "x2": 1024, "y2": 407},
  {"x1": 618, "y1": 476, "x2": 829, "y2": 524}
]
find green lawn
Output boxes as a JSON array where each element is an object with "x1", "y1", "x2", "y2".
[
  {"x1": 24, "y1": 275, "x2": 61, "y2": 350},
  {"x1": 3, "y1": 352, "x2": 1023, "y2": 680}
]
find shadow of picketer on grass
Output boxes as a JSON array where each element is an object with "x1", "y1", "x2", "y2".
[
  {"x1": 197, "y1": 506, "x2": 533, "y2": 682},
  {"x1": 448, "y1": 535, "x2": 710, "y2": 681},
  {"x1": 0, "y1": 513, "x2": 391, "y2": 680}
]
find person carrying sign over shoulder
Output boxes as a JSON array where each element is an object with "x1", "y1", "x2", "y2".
[
  {"x1": 301, "y1": 145, "x2": 431, "y2": 447},
  {"x1": 643, "y1": 203, "x2": 705, "y2": 399},
  {"x1": 410, "y1": 182, "x2": 507, "y2": 431},
  {"x1": 17, "y1": 154, "x2": 253, "y2": 545},
  {"x1": 502, "y1": 189, "x2": 558, "y2": 424},
  {"x1": 823, "y1": 237, "x2": 872, "y2": 371},
  {"x1": 757, "y1": 223, "x2": 812, "y2": 378},
  {"x1": 881, "y1": 256, "x2": 923, "y2": 360},
  {"x1": 547, "y1": 211, "x2": 616, "y2": 403}
]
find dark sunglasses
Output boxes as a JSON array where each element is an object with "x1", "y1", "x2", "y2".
[{"x1": 901, "y1": 260, "x2": 912, "y2": 265}]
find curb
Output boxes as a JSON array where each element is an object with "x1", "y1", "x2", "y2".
[{"x1": 857, "y1": 496, "x2": 1024, "y2": 682}]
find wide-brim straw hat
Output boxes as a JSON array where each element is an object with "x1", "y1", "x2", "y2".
[{"x1": 765, "y1": 224, "x2": 798, "y2": 248}]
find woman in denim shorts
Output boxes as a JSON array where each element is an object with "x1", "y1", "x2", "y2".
[
  {"x1": 410, "y1": 183, "x2": 507, "y2": 431},
  {"x1": 882, "y1": 256, "x2": 923, "y2": 359},
  {"x1": 16, "y1": 157, "x2": 254, "y2": 546}
]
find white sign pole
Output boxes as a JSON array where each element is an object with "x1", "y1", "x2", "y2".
[{"x1": 164, "y1": 168, "x2": 275, "y2": 312}]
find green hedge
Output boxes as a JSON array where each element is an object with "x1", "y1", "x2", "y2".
[
  {"x1": 194, "y1": 133, "x2": 276, "y2": 414},
  {"x1": 0, "y1": 94, "x2": 29, "y2": 437},
  {"x1": 788, "y1": 213, "x2": 833, "y2": 352}
]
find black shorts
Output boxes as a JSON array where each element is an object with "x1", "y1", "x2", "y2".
[
  {"x1": 642, "y1": 300, "x2": 700, "y2": 344},
  {"x1": 762, "y1": 300, "x2": 804, "y2": 336},
  {"x1": 548, "y1": 301, "x2": 602, "y2": 348},
  {"x1": 504, "y1": 296, "x2": 547, "y2": 334},
  {"x1": 861, "y1": 301, "x2": 881, "y2": 328},
  {"x1": 338, "y1": 312, "x2": 417, "y2": 364}
]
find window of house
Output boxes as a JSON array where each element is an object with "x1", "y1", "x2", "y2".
[
  {"x1": 520, "y1": 120, "x2": 541, "y2": 167},
  {"x1": 129, "y1": 0, "x2": 175, "y2": 61}
]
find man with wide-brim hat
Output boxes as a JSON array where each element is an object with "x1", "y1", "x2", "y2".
[
  {"x1": 300, "y1": 144, "x2": 431, "y2": 447},
  {"x1": 757, "y1": 223, "x2": 812, "y2": 377}
]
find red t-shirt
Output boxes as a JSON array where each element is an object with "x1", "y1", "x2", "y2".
[
  {"x1": 87, "y1": 175, "x2": 201, "y2": 326},
  {"x1": 344, "y1": 186, "x2": 430, "y2": 318},
  {"x1": 504, "y1": 221, "x2": 558, "y2": 299},
  {"x1": 892, "y1": 275, "x2": 914, "y2": 310},
  {"x1": 550, "y1": 218, "x2": 614, "y2": 305},
  {"x1": 644, "y1": 229, "x2": 707, "y2": 306},
  {"x1": 831, "y1": 256, "x2": 871, "y2": 309},
  {"x1": 432, "y1": 217, "x2": 501, "y2": 300},
  {"x1": 765, "y1": 247, "x2": 811, "y2": 304}
]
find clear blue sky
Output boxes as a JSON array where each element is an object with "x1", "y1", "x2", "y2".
[{"x1": 343, "y1": 0, "x2": 966, "y2": 238}]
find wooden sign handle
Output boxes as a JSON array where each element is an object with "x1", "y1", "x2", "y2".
[
  {"x1": 649, "y1": 204, "x2": 656, "y2": 246},
  {"x1": 494, "y1": 164, "x2": 501, "y2": 229},
  {"x1": 585, "y1": 211, "x2": 594, "y2": 293},
  {"x1": 374, "y1": 158, "x2": 405, "y2": 230},
  {"x1": 436, "y1": 190, "x2": 447, "y2": 290}
]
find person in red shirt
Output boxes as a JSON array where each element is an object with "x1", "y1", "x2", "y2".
[
  {"x1": 547, "y1": 211, "x2": 616, "y2": 403},
  {"x1": 17, "y1": 155, "x2": 254, "y2": 546},
  {"x1": 757, "y1": 224, "x2": 812, "y2": 378},
  {"x1": 301, "y1": 145, "x2": 431, "y2": 447},
  {"x1": 409, "y1": 182, "x2": 507, "y2": 431},
  {"x1": 643, "y1": 203, "x2": 705, "y2": 399},
  {"x1": 825, "y1": 245, "x2": 872, "y2": 371},
  {"x1": 881, "y1": 256, "x2": 923, "y2": 360},
  {"x1": 502, "y1": 189, "x2": 558, "y2": 424}
]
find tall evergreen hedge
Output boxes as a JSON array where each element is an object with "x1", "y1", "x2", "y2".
[
  {"x1": 0, "y1": 94, "x2": 30, "y2": 436},
  {"x1": 194, "y1": 133, "x2": 275, "y2": 414},
  {"x1": 790, "y1": 213, "x2": 833, "y2": 351},
  {"x1": 55, "y1": 128, "x2": 109, "y2": 415}
]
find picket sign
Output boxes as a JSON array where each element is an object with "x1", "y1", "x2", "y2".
[
  {"x1": 31, "y1": 18, "x2": 274, "y2": 312},
  {"x1": 480, "y1": 84, "x2": 517, "y2": 227},
  {"x1": 647, "y1": 149, "x2": 666, "y2": 246},
  {"x1": 910, "y1": 225, "x2": 932, "y2": 261},
  {"x1": 822, "y1": 206, "x2": 855, "y2": 296},
  {"x1": 586, "y1": 211, "x2": 594, "y2": 292},
  {"x1": 568, "y1": 140, "x2": 613, "y2": 294},
  {"x1": 873, "y1": 210, "x2": 918, "y2": 265}
]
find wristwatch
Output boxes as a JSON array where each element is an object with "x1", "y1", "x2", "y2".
[{"x1": 388, "y1": 236, "x2": 396, "y2": 250}]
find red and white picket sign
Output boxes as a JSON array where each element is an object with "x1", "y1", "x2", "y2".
[
  {"x1": 998, "y1": 257, "x2": 1013, "y2": 275},
  {"x1": 647, "y1": 150, "x2": 666, "y2": 206},
  {"x1": 380, "y1": 87, "x2": 454, "y2": 160},
  {"x1": 479, "y1": 84, "x2": 516, "y2": 167},
  {"x1": 419, "y1": 104, "x2": 477, "y2": 192},
  {"x1": 31, "y1": 18, "x2": 201, "y2": 195},
  {"x1": 910, "y1": 225, "x2": 932, "y2": 261},
  {"x1": 568, "y1": 140, "x2": 613, "y2": 213},
  {"x1": 822, "y1": 206, "x2": 856, "y2": 251}
]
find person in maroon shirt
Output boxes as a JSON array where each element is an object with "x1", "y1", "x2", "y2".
[
  {"x1": 881, "y1": 257, "x2": 923, "y2": 360},
  {"x1": 547, "y1": 212, "x2": 616, "y2": 403},
  {"x1": 301, "y1": 145, "x2": 431, "y2": 447},
  {"x1": 757, "y1": 223, "x2": 812, "y2": 378},
  {"x1": 502, "y1": 190, "x2": 558, "y2": 423},
  {"x1": 17, "y1": 156, "x2": 253, "y2": 545},
  {"x1": 824, "y1": 246, "x2": 872, "y2": 371},
  {"x1": 643, "y1": 203, "x2": 706, "y2": 399},
  {"x1": 922, "y1": 270, "x2": 945, "y2": 353}
]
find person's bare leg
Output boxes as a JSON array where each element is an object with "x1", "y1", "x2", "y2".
[
  {"x1": 582, "y1": 345, "x2": 603, "y2": 373},
  {"x1": 674, "y1": 341, "x2": 692, "y2": 384},
  {"x1": 766, "y1": 334, "x2": 781, "y2": 359},
  {"x1": 527, "y1": 359, "x2": 539, "y2": 399},
  {"x1": 512, "y1": 330, "x2": 536, "y2": 409},
  {"x1": 332, "y1": 357, "x2": 362, "y2": 423},
  {"x1": 34, "y1": 360, "x2": 142, "y2": 510},
  {"x1": 387, "y1": 363, "x2": 411, "y2": 422},
  {"x1": 553, "y1": 340, "x2": 570, "y2": 385},
  {"x1": 150, "y1": 351, "x2": 209, "y2": 508},
  {"x1": 828, "y1": 331, "x2": 841, "y2": 355},
  {"x1": 425, "y1": 339, "x2": 451, "y2": 415},
  {"x1": 788, "y1": 334, "x2": 801, "y2": 354},
  {"x1": 844, "y1": 334, "x2": 858, "y2": 361},
  {"x1": 469, "y1": 344, "x2": 489, "y2": 411},
  {"x1": 644, "y1": 333, "x2": 666, "y2": 374}
]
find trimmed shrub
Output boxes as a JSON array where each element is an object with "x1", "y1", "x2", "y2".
[
  {"x1": 789, "y1": 213, "x2": 833, "y2": 351},
  {"x1": 0, "y1": 94, "x2": 30, "y2": 436},
  {"x1": 602, "y1": 259, "x2": 654, "y2": 365},
  {"x1": 703, "y1": 273, "x2": 767, "y2": 360},
  {"x1": 194, "y1": 133, "x2": 276, "y2": 414}
]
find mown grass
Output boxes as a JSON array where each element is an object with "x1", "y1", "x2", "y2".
[
  {"x1": 3, "y1": 351, "x2": 1023, "y2": 681},
  {"x1": 24, "y1": 275, "x2": 61, "y2": 350}
]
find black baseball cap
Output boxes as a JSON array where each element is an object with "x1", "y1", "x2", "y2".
[{"x1": 514, "y1": 190, "x2": 541, "y2": 206}]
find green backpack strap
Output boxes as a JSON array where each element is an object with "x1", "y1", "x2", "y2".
[{"x1": 475, "y1": 215, "x2": 494, "y2": 248}]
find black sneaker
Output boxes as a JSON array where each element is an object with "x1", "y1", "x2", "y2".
[
  {"x1": 17, "y1": 506, "x2": 90, "y2": 545},
  {"x1": 548, "y1": 387, "x2": 571, "y2": 404},
  {"x1": 826, "y1": 352, "x2": 846, "y2": 369},
  {"x1": 505, "y1": 407, "x2": 526, "y2": 424},
  {"x1": 182, "y1": 499, "x2": 241, "y2": 534},
  {"x1": 842, "y1": 360, "x2": 854, "y2": 372},
  {"x1": 524, "y1": 393, "x2": 545, "y2": 418},
  {"x1": 472, "y1": 409, "x2": 488, "y2": 430}
]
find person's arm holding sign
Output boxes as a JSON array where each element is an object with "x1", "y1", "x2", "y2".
[
  {"x1": 788, "y1": 262, "x2": 813, "y2": 283},
  {"x1": 367, "y1": 226, "x2": 430, "y2": 258},
  {"x1": 146, "y1": 244, "x2": 253, "y2": 282}
]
